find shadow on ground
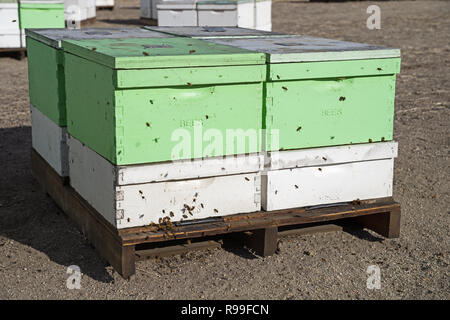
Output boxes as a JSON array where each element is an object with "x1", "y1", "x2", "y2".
[{"x1": 0, "y1": 126, "x2": 114, "y2": 282}]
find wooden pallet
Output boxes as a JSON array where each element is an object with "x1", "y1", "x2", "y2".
[
  {"x1": 139, "y1": 17, "x2": 158, "y2": 26},
  {"x1": 31, "y1": 148, "x2": 401, "y2": 279},
  {"x1": 96, "y1": 5, "x2": 114, "y2": 10},
  {"x1": 0, "y1": 47, "x2": 26, "y2": 60}
]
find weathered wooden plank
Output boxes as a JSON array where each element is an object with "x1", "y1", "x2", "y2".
[{"x1": 135, "y1": 240, "x2": 221, "y2": 260}]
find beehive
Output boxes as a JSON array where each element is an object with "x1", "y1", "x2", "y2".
[
  {"x1": 68, "y1": 134, "x2": 263, "y2": 228},
  {"x1": 157, "y1": 0, "x2": 198, "y2": 27},
  {"x1": 262, "y1": 142, "x2": 398, "y2": 211},
  {"x1": 143, "y1": 26, "x2": 285, "y2": 38},
  {"x1": 206, "y1": 36, "x2": 401, "y2": 151},
  {"x1": 26, "y1": 28, "x2": 173, "y2": 176},
  {"x1": 0, "y1": 0, "x2": 20, "y2": 48},
  {"x1": 61, "y1": 37, "x2": 266, "y2": 165}
]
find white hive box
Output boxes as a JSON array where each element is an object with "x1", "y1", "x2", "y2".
[
  {"x1": 68, "y1": 135, "x2": 263, "y2": 229},
  {"x1": 262, "y1": 142, "x2": 398, "y2": 211},
  {"x1": 0, "y1": 2, "x2": 19, "y2": 30},
  {"x1": 95, "y1": 0, "x2": 113, "y2": 8},
  {"x1": 0, "y1": 2, "x2": 20, "y2": 48},
  {"x1": 86, "y1": 0, "x2": 95, "y2": 19},
  {"x1": 157, "y1": 0, "x2": 198, "y2": 27},
  {"x1": 31, "y1": 105, "x2": 69, "y2": 176},
  {"x1": 143, "y1": 26, "x2": 285, "y2": 38},
  {"x1": 197, "y1": 1, "x2": 237, "y2": 27},
  {"x1": 255, "y1": 0, "x2": 270, "y2": 31}
]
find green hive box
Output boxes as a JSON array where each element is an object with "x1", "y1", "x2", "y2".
[
  {"x1": 19, "y1": 0, "x2": 65, "y2": 30},
  {"x1": 207, "y1": 36, "x2": 401, "y2": 151},
  {"x1": 26, "y1": 28, "x2": 175, "y2": 126},
  {"x1": 62, "y1": 37, "x2": 266, "y2": 165}
]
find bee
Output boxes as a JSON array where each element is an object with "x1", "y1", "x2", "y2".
[
  {"x1": 200, "y1": 203, "x2": 204, "y2": 208},
  {"x1": 295, "y1": 185, "x2": 299, "y2": 189},
  {"x1": 158, "y1": 218, "x2": 163, "y2": 224},
  {"x1": 189, "y1": 50, "x2": 196, "y2": 54},
  {"x1": 146, "y1": 122, "x2": 151, "y2": 127},
  {"x1": 170, "y1": 211, "x2": 174, "y2": 217},
  {"x1": 282, "y1": 86, "x2": 288, "y2": 91},
  {"x1": 187, "y1": 82, "x2": 192, "y2": 86},
  {"x1": 322, "y1": 157, "x2": 327, "y2": 161},
  {"x1": 139, "y1": 190, "x2": 143, "y2": 194},
  {"x1": 369, "y1": 138, "x2": 373, "y2": 143},
  {"x1": 245, "y1": 177, "x2": 249, "y2": 181},
  {"x1": 377, "y1": 67, "x2": 382, "y2": 71},
  {"x1": 381, "y1": 137, "x2": 385, "y2": 141},
  {"x1": 318, "y1": 168, "x2": 322, "y2": 171},
  {"x1": 142, "y1": 52, "x2": 149, "y2": 56},
  {"x1": 205, "y1": 115, "x2": 209, "y2": 119},
  {"x1": 182, "y1": 214, "x2": 188, "y2": 219},
  {"x1": 214, "y1": 209, "x2": 219, "y2": 213},
  {"x1": 339, "y1": 96, "x2": 346, "y2": 101},
  {"x1": 91, "y1": 47, "x2": 97, "y2": 51},
  {"x1": 162, "y1": 209, "x2": 165, "y2": 214}
]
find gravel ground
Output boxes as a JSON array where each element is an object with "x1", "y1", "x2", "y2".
[{"x1": 0, "y1": 0, "x2": 448, "y2": 300}]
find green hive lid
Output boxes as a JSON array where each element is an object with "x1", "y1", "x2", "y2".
[
  {"x1": 26, "y1": 28, "x2": 174, "y2": 49},
  {"x1": 61, "y1": 37, "x2": 266, "y2": 69},
  {"x1": 143, "y1": 26, "x2": 290, "y2": 39},
  {"x1": 207, "y1": 36, "x2": 401, "y2": 62},
  {"x1": 0, "y1": 0, "x2": 18, "y2": 3}
]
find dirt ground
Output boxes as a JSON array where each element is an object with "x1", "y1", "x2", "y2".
[{"x1": 0, "y1": 0, "x2": 448, "y2": 300}]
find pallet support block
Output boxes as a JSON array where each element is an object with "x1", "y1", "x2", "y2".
[
  {"x1": 246, "y1": 227, "x2": 278, "y2": 256},
  {"x1": 353, "y1": 207, "x2": 400, "y2": 238}
]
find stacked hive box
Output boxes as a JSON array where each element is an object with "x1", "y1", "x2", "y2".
[
  {"x1": 19, "y1": 0, "x2": 65, "y2": 46},
  {"x1": 1, "y1": 0, "x2": 64, "y2": 48},
  {"x1": 0, "y1": 0, "x2": 20, "y2": 48},
  {"x1": 140, "y1": 0, "x2": 271, "y2": 30},
  {"x1": 26, "y1": 28, "x2": 174, "y2": 177},
  {"x1": 204, "y1": 36, "x2": 401, "y2": 209},
  {"x1": 64, "y1": 0, "x2": 96, "y2": 28},
  {"x1": 59, "y1": 35, "x2": 266, "y2": 229},
  {"x1": 95, "y1": 0, "x2": 113, "y2": 9}
]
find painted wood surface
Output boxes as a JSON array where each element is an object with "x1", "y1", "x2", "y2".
[
  {"x1": 64, "y1": 51, "x2": 264, "y2": 165},
  {"x1": 262, "y1": 158, "x2": 394, "y2": 211},
  {"x1": 268, "y1": 141, "x2": 398, "y2": 170},
  {"x1": 25, "y1": 27, "x2": 171, "y2": 49},
  {"x1": 157, "y1": 2, "x2": 197, "y2": 27},
  {"x1": 68, "y1": 134, "x2": 262, "y2": 229},
  {"x1": 61, "y1": 37, "x2": 266, "y2": 69},
  {"x1": 31, "y1": 104, "x2": 69, "y2": 176},
  {"x1": 143, "y1": 26, "x2": 284, "y2": 38},
  {"x1": 67, "y1": 133, "x2": 263, "y2": 185},
  {"x1": 265, "y1": 75, "x2": 397, "y2": 151}
]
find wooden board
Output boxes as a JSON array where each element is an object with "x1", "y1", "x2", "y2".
[
  {"x1": 31, "y1": 148, "x2": 401, "y2": 279},
  {"x1": 31, "y1": 105, "x2": 69, "y2": 176}
]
